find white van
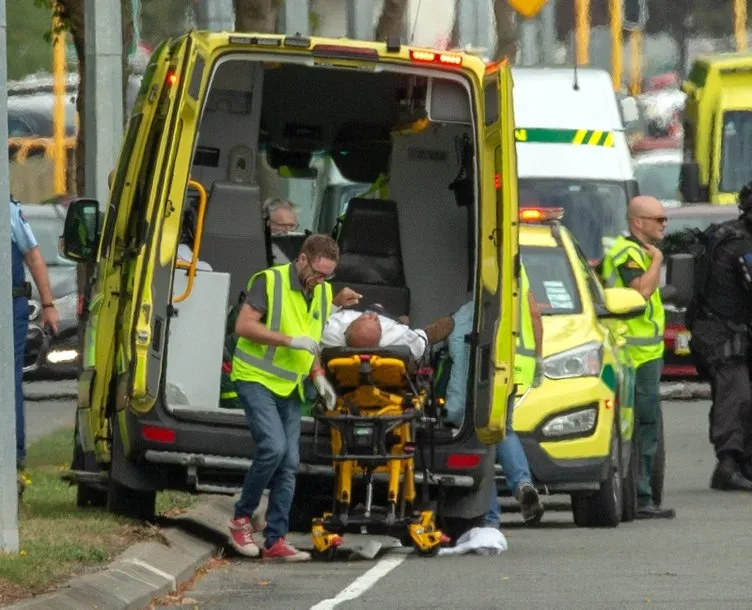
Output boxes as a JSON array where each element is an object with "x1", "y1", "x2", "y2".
[{"x1": 511, "y1": 67, "x2": 639, "y2": 261}]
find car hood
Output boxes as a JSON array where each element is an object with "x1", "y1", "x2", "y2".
[
  {"x1": 541, "y1": 314, "x2": 599, "y2": 358},
  {"x1": 25, "y1": 264, "x2": 77, "y2": 300}
]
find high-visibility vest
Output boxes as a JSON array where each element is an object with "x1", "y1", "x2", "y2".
[
  {"x1": 600, "y1": 234, "x2": 665, "y2": 367},
  {"x1": 514, "y1": 264, "x2": 537, "y2": 391},
  {"x1": 231, "y1": 264, "x2": 333, "y2": 398}
]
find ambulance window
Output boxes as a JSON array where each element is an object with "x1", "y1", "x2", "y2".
[
  {"x1": 101, "y1": 114, "x2": 143, "y2": 256},
  {"x1": 521, "y1": 246, "x2": 582, "y2": 314},
  {"x1": 484, "y1": 80, "x2": 499, "y2": 126}
]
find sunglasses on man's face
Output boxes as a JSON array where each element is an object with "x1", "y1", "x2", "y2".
[{"x1": 639, "y1": 215, "x2": 668, "y2": 225}]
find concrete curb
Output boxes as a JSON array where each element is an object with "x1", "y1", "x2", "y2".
[
  {"x1": 7, "y1": 496, "x2": 242, "y2": 610},
  {"x1": 660, "y1": 381, "x2": 711, "y2": 401}
]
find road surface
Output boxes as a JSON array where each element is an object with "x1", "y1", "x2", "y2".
[{"x1": 174, "y1": 399, "x2": 752, "y2": 610}]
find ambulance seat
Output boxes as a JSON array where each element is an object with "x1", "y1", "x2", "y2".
[
  {"x1": 332, "y1": 198, "x2": 410, "y2": 318},
  {"x1": 201, "y1": 181, "x2": 267, "y2": 301}
]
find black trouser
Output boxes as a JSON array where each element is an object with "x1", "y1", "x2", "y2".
[{"x1": 706, "y1": 360, "x2": 752, "y2": 461}]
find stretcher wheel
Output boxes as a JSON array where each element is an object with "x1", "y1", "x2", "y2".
[
  {"x1": 312, "y1": 546, "x2": 338, "y2": 562},
  {"x1": 416, "y1": 544, "x2": 440, "y2": 558}
]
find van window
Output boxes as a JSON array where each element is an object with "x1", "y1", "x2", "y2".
[
  {"x1": 720, "y1": 110, "x2": 752, "y2": 193},
  {"x1": 519, "y1": 178, "x2": 628, "y2": 260},
  {"x1": 522, "y1": 245, "x2": 582, "y2": 315}
]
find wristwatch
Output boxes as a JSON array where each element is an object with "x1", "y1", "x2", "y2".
[{"x1": 42, "y1": 303, "x2": 55, "y2": 309}]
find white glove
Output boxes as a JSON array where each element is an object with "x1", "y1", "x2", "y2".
[
  {"x1": 313, "y1": 374, "x2": 337, "y2": 411},
  {"x1": 289, "y1": 336, "x2": 319, "y2": 356}
]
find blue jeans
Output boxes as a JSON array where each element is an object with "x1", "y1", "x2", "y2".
[
  {"x1": 13, "y1": 297, "x2": 29, "y2": 468},
  {"x1": 234, "y1": 381, "x2": 301, "y2": 547},
  {"x1": 485, "y1": 406, "x2": 533, "y2": 526}
]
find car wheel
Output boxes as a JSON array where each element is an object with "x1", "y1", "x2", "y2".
[
  {"x1": 651, "y1": 410, "x2": 666, "y2": 507},
  {"x1": 621, "y1": 437, "x2": 638, "y2": 523},
  {"x1": 571, "y1": 423, "x2": 622, "y2": 528}
]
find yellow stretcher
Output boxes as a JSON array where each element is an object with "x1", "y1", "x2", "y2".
[{"x1": 310, "y1": 346, "x2": 450, "y2": 560}]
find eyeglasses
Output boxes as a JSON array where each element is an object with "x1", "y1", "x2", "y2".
[
  {"x1": 639, "y1": 215, "x2": 668, "y2": 225},
  {"x1": 304, "y1": 260, "x2": 335, "y2": 281},
  {"x1": 269, "y1": 220, "x2": 299, "y2": 232}
]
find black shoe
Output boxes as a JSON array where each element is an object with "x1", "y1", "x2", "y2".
[
  {"x1": 516, "y1": 482, "x2": 544, "y2": 525},
  {"x1": 710, "y1": 461, "x2": 752, "y2": 491},
  {"x1": 636, "y1": 504, "x2": 676, "y2": 520}
]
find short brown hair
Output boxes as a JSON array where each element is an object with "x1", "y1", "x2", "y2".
[{"x1": 300, "y1": 233, "x2": 339, "y2": 263}]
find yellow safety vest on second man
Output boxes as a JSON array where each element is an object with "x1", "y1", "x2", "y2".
[
  {"x1": 600, "y1": 235, "x2": 665, "y2": 367},
  {"x1": 514, "y1": 264, "x2": 537, "y2": 391},
  {"x1": 231, "y1": 264, "x2": 333, "y2": 398}
]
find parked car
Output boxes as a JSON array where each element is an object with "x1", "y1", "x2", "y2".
[
  {"x1": 660, "y1": 203, "x2": 739, "y2": 378},
  {"x1": 22, "y1": 202, "x2": 79, "y2": 379},
  {"x1": 633, "y1": 148, "x2": 683, "y2": 208}
]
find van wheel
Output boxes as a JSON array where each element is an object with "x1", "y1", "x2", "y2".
[
  {"x1": 621, "y1": 438, "x2": 638, "y2": 523},
  {"x1": 289, "y1": 476, "x2": 334, "y2": 532},
  {"x1": 571, "y1": 424, "x2": 622, "y2": 528},
  {"x1": 651, "y1": 410, "x2": 666, "y2": 507},
  {"x1": 72, "y1": 412, "x2": 107, "y2": 508},
  {"x1": 107, "y1": 476, "x2": 157, "y2": 521}
]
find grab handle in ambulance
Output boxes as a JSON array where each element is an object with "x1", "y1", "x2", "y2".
[{"x1": 173, "y1": 179, "x2": 207, "y2": 303}]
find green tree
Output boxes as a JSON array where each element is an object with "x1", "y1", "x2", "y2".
[{"x1": 7, "y1": 0, "x2": 54, "y2": 80}]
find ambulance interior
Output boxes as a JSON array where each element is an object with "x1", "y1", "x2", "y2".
[{"x1": 164, "y1": 56, "x2": 481, "y2": 427}]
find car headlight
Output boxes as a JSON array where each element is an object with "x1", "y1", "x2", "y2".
[
  {"x1": 542, "y1": 407, "x2": 597, "y2": 438},
  {"x1": 53, "y1": 293, "x2": 78, "y2": 321},
  {"x1": 543, "y1": 341, "x2": 603, "y2": 380}
]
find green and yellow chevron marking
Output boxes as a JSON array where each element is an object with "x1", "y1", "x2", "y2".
[{"x1": 514, "y1": 128, "x2": 615, "y2": 147}]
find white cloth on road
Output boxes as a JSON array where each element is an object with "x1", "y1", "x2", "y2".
[
  {"x1": 437, "y1": 527, "x2": 508, "y2": 556},
  {"x1": 321, "y1": 310, "x2": 428, "y2": 361}
]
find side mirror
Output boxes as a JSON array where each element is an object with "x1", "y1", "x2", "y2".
[
  {"x1": 62, "y1": 198, "x2": 100, "y2": 263},
  {"x1": 679, "y1": 161, "x2": 701, "y2": 203},
  {"x1": 597, "y1": 287, "x2": 647, "y2": 320},
  {"x1": 666, "y1": 253, "x2": 695, "y2": 306}
]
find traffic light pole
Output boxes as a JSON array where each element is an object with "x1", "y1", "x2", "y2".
[{"x1": 0, "y1": 0, "x2": 20, "y2": 555}]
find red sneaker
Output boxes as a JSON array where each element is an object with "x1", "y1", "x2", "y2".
[
  {"x1": 228, "y1": 516, "x2": 260, "y2": 557},
  {"x1": 262, "y1": 538, "x2": 311, "y2": 562}
]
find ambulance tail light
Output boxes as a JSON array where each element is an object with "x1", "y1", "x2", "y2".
[
  {"x1": 409, "y1": 49, "x2": 463, "y2": 67},
  {"x1": 519, "y1": 207, "x2": 565, "y2": 223},
  {"x1": 142, "y1": 425, "x2": 176, "y2": 444}
]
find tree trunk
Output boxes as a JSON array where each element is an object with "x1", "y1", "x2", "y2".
[
  {"x1": 375, "y1": 0, "x2": 408, "y2": 42},
  {"x1": 493, "y1": 0, "x2": 518, "y2": 62},
  {"x1": 234, "y1": 0, "x2": 278, "y2": 32}
]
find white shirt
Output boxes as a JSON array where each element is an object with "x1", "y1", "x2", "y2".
[
  {"x1": 177, "y1": 243, "x2": 212, "y2": 271},
  {"x1": 321, "y1": 310, "x2": 428, "y2": 360}
]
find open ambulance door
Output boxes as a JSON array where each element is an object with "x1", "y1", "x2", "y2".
[
  {"x1": 472, "y1": 64, "x2": 518, "y2": 445},
  {"x1": 119, "y1": 34, "x2": 209, "y2": 432},
  {"x1": 78, "y1": 38, "x2": 190, "y2": 462}
]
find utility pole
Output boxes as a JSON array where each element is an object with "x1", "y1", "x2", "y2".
[
  {"x1": 575, "y1": 0, "x2": 590, "y2": 65},
  {"x1": 610, "y1": 0, "x2": 623, "y2": 91},
  {"x1": 735, "y1": 0, "x2": 748, "y2": 52},
  {"x1": 195, "y1": 0, "x2": 234, "y2": 31},
  {"x1": 347, "y1": 0, "x2": 375, "y2": 40},
  {"x1": 0, "y1": 0, "x2": 20, "y2": 555},
  {"x1": 280, "y1": 0, "x2": 310, "y2": 36},
  {"x1": 540, "y1": 0, "x2": 557, "y2": 65},
  {"x1": 84, "y1": 0, "x2": 123, "y2": 208}
]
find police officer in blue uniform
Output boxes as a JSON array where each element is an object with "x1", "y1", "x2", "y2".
[{"x1": 10, "y1": 196, "x2": 59, "y2": 471}]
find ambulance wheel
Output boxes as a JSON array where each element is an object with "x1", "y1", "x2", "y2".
[{"x1": 312, "y1": 547, "x2": 338, "y2": 562}]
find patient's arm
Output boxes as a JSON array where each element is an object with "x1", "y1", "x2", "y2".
[{"x1": 422, "y1": 315, "x2": 455, "y2": 344}]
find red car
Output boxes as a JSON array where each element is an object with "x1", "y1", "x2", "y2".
[{"x1": 661, "y1": 204, "x2": 738, "y2": 378}]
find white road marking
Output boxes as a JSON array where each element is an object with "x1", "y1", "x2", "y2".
[
  {"x1": 309, "y1": 554, "x2": 407, "y2": 610},
  {"x1": 122, "y1": 557, "x2": 178, "y2": 590}
]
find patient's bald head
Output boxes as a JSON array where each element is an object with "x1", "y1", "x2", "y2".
[{"x1": 344, "y1": 313, "x2": 382, "y2": 348}]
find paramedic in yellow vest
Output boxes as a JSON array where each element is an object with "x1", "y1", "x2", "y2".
[
  {"x1": 486, "y1": 262, "x2": 545, "y2": 527},
  {"x1": 600, "y1": 195, "x2": 675, "y2": 520},
  {"x1": 227, "y1": 234, "x2": 358, "y2": 561}
]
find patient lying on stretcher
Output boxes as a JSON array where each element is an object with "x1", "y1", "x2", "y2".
[{"x1": 319, "y1": 305, "x2": 456, "y2": 361}]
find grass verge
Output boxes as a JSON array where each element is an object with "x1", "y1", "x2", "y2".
[{"x1": 0, "y1": 427, "x2": 197, "y2": 606}]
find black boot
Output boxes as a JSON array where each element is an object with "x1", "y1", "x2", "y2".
[{"x1": 710, "y1": 455, "x2": 752, "y2": 491}]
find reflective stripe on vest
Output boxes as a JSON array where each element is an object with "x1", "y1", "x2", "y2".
[
  {"x1": 600, "y1": 235, "x2": 665, "y2": 365},
  {"x1": 232, "y1": 265, "x2": 332, "y2": 395},
  {"x1": 514, "y1": 264, "x2": 537, "y2": 387}
]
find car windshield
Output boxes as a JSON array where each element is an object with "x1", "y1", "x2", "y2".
[
  {"x1": 25, "y1": 215, "x2": 75, "y2": 266},
  {"x1": 634, "y1": 161, "x2": 681, "y2": 201},
  {"x1": 521, "y1": 245, "x2": 582, "y2": 315},
  {"x1": 720, "y1": 110, "x2": 752, "y2": 193},
  {"x1": 519, "y1": 179, "x2": 628, "y2": 260}
]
